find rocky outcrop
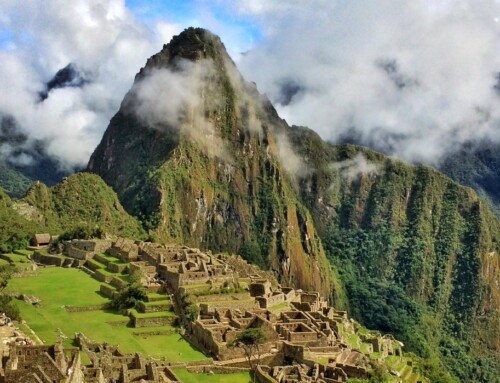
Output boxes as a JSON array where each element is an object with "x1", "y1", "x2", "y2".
[{"x1": 88, "y1": 28, "x2": 335, "y2": 299}]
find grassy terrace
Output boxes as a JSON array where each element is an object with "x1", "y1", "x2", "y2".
[
  {"x1": 1, "y1": 252, "x2": 32, "y2": 266},
  {"x1": 386, "y1": 356, "x2": 425, "y2": 383},
  {"x1": 128, "y1": 309, "x2": 175, "y2": 318},
  {"x1": 96, "y1": 253, "x2": 127, "y2": 264},
  {"x1": 268, "y1": 302, "x2": 290, "y2": 313},
  {"x1": 173, "y1": 369, "x2": 251, "y2": 383},
  {"x1": 182, "y1": 282, "x2": 222, "y2": 290},
  {"x1": 14, "y1": 249, "x2": 35, "y2": 256},
  {"x1": 6, "y1": 267, "x2": 207, "y2": 362},
  {"x1": 142, "y1": 299, "x2": 171, "y2": 307}
]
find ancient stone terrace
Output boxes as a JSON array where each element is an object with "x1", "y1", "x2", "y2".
[
  {"x1": 64, "y1": 239, "x2": 112, "y2": 261},
  {"x1": 55, "y1": 238, "x2": 409, "y2": 382},
  {"x1": 2, "y1": 340, "x2": 83, "y2": 383},
  {"x1": 76, "y1": 334, "x2": 182, "y2": 383}
]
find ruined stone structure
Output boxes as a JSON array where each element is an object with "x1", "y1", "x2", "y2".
[
  {"x1": 76, "y1": 334, "x2": 181, "y2": 383},
  {"x1": 14, "y1": 237, "x2": 409, "y2": 382},
  {"x1": 187, "y1": 292, "x2": 343, "y2": 362},
  {"x1": 1, "y1": 340, "x2": 84, "y2": 383},
  {"x1": 0, "y1": 335, "x2": 182, "y2": 383},
  {"x1": 64, "y1": 239, "x2": 113, "y2": 261}
]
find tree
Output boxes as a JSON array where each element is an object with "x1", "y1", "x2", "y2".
[
  {"x1": 0, "y1": 265, "x2": 15, "y2": 291},
  {"x1": 180, "y1": 294, "x2": 199, "y2": 322},
  {"x1": 0, "y1": 295, "x2": 20, "y2": 321},
  {"x1": 0, "y1": 265, "x2": 20, "y2": 320},
  {"x1": 110, "y1": 271, "x2": 147, "y2": 311},
  {"x1": 230, "y1": 327, "x2": 267, "y2": 380}
]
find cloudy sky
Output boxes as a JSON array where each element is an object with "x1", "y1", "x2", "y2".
[{"x1": 1, "y1": 0, "x2": 500, "y2": 169}]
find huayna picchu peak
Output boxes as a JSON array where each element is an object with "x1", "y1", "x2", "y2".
[
  {"x1": 0, "y1": 26, "x2": 498, "y2": 383},
  {"x1": 88, "y1": 27, "x2": 335, "y2": 300}
]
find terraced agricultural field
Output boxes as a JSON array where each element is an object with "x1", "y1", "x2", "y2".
[
  {"x1": 5, "y1": 263, "x2": 208, "y2": 362},
  {"x1": 173, "y1": 369, "x2": 251, "y2": 383}
]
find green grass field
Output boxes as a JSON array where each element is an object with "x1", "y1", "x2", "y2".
[
  {"x1": 6, "y1": 267, "x2": 207, "y2": 362},
  {"x1": 97, "y1": 253, "x2": 127, "y2": 264},
  {"x1": 1, "y1": 252, "x2": 32, "y2": 265},
  {"x1": 173, "y1": 369, "x2": 251, "y2": 383}
]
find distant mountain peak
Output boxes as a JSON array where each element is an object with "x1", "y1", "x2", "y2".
[
  {"x1": 135, "y1": 27, "x2": 232, "y2": 79},
  {"x1": 39, "y1": 63, "x2": 90, "y2": 101}
]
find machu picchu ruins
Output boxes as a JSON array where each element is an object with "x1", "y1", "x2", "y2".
[{"x1": 0, "y1": 237, "x2": 427, "y2": 383}]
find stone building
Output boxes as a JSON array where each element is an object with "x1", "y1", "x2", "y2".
[
  {"x1": 31, "y1": 233, "x2": 51, "y2": 248},
  {"x1": 76, "y1": 334, "x2": 181, "y2": 383},
  {"x1": 64, "y1": 239, "x2": 113, "y2": 260},
  {"x1": 2, "y1": 340, "x2": 84, "y2": 383}
]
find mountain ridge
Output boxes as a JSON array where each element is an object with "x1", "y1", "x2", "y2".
[
  {"x1": 88, "y1": 27, "x2": 337, "y2": 300},
  {"x1": 84, "y1": 27, "x2": 498, "y2": 381}
]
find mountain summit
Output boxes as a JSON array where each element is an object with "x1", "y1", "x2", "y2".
[
  {"x1": 88, "y1": 28, "x2": 500, "y2": 381},
  {"x1": 88, "y1": 27, "x2": 336, "y2": 299}
]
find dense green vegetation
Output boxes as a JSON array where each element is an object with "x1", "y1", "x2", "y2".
[
  {"x1": 22, "y1": 172, "x2": 145, "y2": 239},
  {"x1": 0, "y1": 173, "x2": 145, "y2": 252},
  {"x1": 0, "y1": 162, "x2": 32, "y2": 199},
  {"x1": 110, "y1": 271, "x2": 147, "y2": 310},
  {"x1": 0, "y1": 264, "x2": 20, "y2": 320},
  {"x1": 287, "y1": 127, "x2": 500, "y2": 383},
  {"x1": 0, "y1": 187, "x2": 41, "y2": 251}
]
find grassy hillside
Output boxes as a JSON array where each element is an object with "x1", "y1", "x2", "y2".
[
  {"x1": 0, "y1": 173, "x2": 145, "y2": 250},
  {"x1": 289, "y1": 126, "x2": 500, "y2": 383},
  {"x1": 21, "y1": 173, "x2": 145, "y2": 239},
  {"x1": 0, "y1": 187, "x2": 41, "y2": 251}
]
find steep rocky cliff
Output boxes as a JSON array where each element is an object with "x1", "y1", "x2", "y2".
[
  {"x1": 87, "y1": 28, "x2": 499, "y2": 381},
  {"x1": 88, "y1": 28, "x2": 335, "y2": 299},
  {"x1": 288, "y1": 126, "x2": 500, "y2": 382}
]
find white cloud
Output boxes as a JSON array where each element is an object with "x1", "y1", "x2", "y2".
[
  {"x1": 330, "y1": 153, "x2": 379, "y2": 181},
  {"x1": 3, "y1": 0, "x2": 500, "y2": 172},
  {"x1": 132, "y1": 59, "x2": 231, "y2": 161},
  {"x1": 233, "y1": 0, "x2": 500, "y2": 164},
  {"x1": 0, "y1": 0, "x2": 182, "y2": 170}
]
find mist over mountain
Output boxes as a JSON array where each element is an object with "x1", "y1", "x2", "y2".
[
  {"x1": 86, "y1": 28, "x2": 500, "y2": 382},
  {"x1": 2, "y1": 1, "x2": 500, "y2": 214},
  {"x1": 0, "y1": 63, "x2": 91, "y2": 197},
  {"x1": 235, "y1": 1, "x2": 500, "y2": 166},
  {"x1": 38, "y1": 63, "x2": 91, "y2": 101},
  {"x1": 1, "y1": 2, "x2": 499, "y2": 381}
]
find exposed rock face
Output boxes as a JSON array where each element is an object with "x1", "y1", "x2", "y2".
[
  {"x1": 288, "y1": 126, "x2": 500, "y2": 381},
  {"x1": 87, "y1": 28, "x2": 499, "y2": 380},
  {"x1": 88, "y1": 28, "x2": 335, "y2": 299}
]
